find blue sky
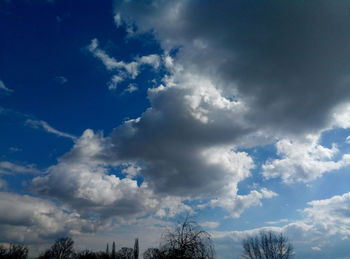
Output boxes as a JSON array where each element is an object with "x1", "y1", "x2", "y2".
[{"x1": 2, "y1": 0, "x2": 350, "y2": 258}]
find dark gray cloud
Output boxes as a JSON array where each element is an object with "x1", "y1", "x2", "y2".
[
  {"x1": 110, "y1": 77, "x2": 255, "y2": 197},
  {"x1": 115, "y1": 0, "x2": 350, "y2": 134},
  {"x1": 0, "y1": 192, "x2": 100, "y2": 244}
]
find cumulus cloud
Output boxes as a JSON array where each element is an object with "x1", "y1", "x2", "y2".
[
  {"x1": 212, "y1": 191, "x2": 350, "y2": 257},
  {"x1": 262, "y1": 134, "x2": 350, "y2": 183},
  {"x1": 31, "y1": 130, "x2": 153, "y2": 218},
  {"x1": 97, "y1": 69, "x2": 275, "y2": 217},
  {"x1": 109, "y1": 72, "x2": 256, "y2": 198},
  {"x1": 303, "y1": 192, "x2": 350, "y2": 238},
  {"x1": 107, "y1": 1, "x2": 350, "y2": 205},
  {"x1": 0, "y1": 192, "x2": 100, "y2": 244},
  {"x1": 31, "y1": 129, "x2": 194, "y2": 219},
  {"x1": 28, "y1": 0, "x2": 350, "y2": 227},
  {"x1": 24, "y1": 1, "x2": 350, "y2": 241},
  {"x1": 30, "y1": 115, "x2": 273, "y2": 220},
  {"x1": 115, "y1": 0, "x2": 350, "y2": 135},
  {"x1": 26, "y1": 119, "x2": 77, "y2": 141},
  {"x1": 209, "y1": 188, "x2": 277, "y2": 218}
]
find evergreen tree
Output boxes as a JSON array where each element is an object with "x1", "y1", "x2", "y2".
[
  {"x1": 111, "y1": 241, "x2": 116, "y2": 259},
  {"x1": 106, "y1": 243, "x2": 109, "y2": 256},
  {"x1": 133, "y1": 238, "x2": 139, "y2": 259}
]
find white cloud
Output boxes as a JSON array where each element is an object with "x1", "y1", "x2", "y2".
[
  {"x1": 208, "y1": 188, "x2": 277, "y2": 218},
  {"x1": 114, "y1": 13, "x2": 122, "y2": 27},
  {"x1": 31, "y1": 129, "x2": 191, "y2": 219},
  {"x1": 108, "y1": 75, "x2": 124, "y2": 90},
  {"x1": 26, "y1": 119, "x2": 77, "y2": 141},
  {"x1": 138, "y1": 54, "x2": 160, "y2": 69},
  {"x1": 303, "y1": 192, "x2": 350, "y2": 238},
  {"x1": 88, "y1": 39, "x2": 121, "y2": 71},
  {"x1": 265, "y1": 218, "x2": 289, "y2": 225},
  {"x1": 332, "y1": 103, "x2": 350, "y2": 143},
  {"x1": 311, "y1": 246, "x2": 322, "y2": 251},
  {"x1": 0, "y1": 80, "x2": 13, "y2": 93},
  {"x1": 123, "y1": 83, "x2": 138, "y2": 93},
  {"x1": 262, "y1": 134, "x2": 350, "y2": 183},
  {"x1": 155, "y1": 196, "x2": 192, "y2": 218},
  {"x1": 332, "y1": 103, "x2": 350, "y2": 129},
  {"x1": 88, "y1": 39, "x2": 161, "y2": 90}
]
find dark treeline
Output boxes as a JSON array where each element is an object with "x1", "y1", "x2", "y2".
[{"x1": 0, "y1": 217, "x2": 293, "y2": 259}]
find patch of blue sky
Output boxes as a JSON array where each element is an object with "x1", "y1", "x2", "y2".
[
  {"x1": 0, "y1": 0, "x2": 163, "y2": 136},
  {"x1": 319, "y1": 127, "x2": 350, "y2": 154},
  {"x1": 106, "y1": 164, "x2": 145, "y2": 187},
  {"x1": 1, "y1": 173, "x2": 33, "y2": 193},
  {"x1": 0, "y1": 109, "x2": 74, "y2": 167},
  {"x1": 236, "y1": 144, "x2": 278, "y2": 194}
]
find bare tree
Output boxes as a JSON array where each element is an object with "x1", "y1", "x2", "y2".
[
  {"x1": 241, "y1": 231, "x2": 294, "y2": 259},
  {"x1": 51, "y1": 237, "x2": 74, "y2": 259},
  {"x1": 0, "y1": 244, "x2": 29, "y2": 259},
  {"x1": 160, "y1": 215, "x2": 215, "y2": 259},
  {"x1": 38, "y1": 237, "x2": 74, "y2": 259}
]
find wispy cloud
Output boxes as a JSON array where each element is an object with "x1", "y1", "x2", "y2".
[
  {"x1": 0, "y1": 161, "x2": 40, "y2": 175},
  {"x1": 265, "y1": 218, "x2": 289, "y2": 225},
  {"x1": 107, "y1": 75, "x2": 124, "y2": 90},
  {"x1": 0, "y1": 80, "x2": 13, "y2": 93},
  {"x1": 123, "y1": 83, "x2": 138, "y2": 93},
  {"x1": 54, "y1": 76, "x2": 68, "y2": 85},
  {"x1": 88, "y1": 38, "x2": 160, "y2": 91},
  {"x1": 200, "y1": 221, "x2": 220, "y2": 229},
  {"x1": 25, "y1": 119, "x2": 77, "y2": 141},
  {"x1": 9, "y1": 147, "x2": 21, "y2": 153}
]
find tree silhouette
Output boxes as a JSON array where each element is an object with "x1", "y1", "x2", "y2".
[
  {"x1": 111, "y1": 242, "x2": 116, "y2": 259},
  {"x1": 160, "y1": 215, "x2": 215, "y2": 259},
  {"x1": 241, "y1": 231, "x2": 294, "y2": 259},
  {"x1": 38, "y1": 237, "x2": 74, "y2": 259},
  {"x1": 0, "y1": 244, "x2": 28, "y2": 259},
  {"x1": 143, "y1": 248, "x2": 162, "y2": 259},
  {"x1": 133, "y1": 238, "x2": 139, "y2": 259},
  {"x1": 116, "y1": 247, "x2": 133, "y2": 259},
  {"x1": 75, "y1": 250, "x2": 99, "y2": 259}
]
